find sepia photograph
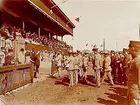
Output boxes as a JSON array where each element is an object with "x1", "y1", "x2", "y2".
[{"x1": 0, "y1": 0, "x2": 140, "y2": 105}]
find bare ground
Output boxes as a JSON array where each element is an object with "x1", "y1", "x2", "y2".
[{"x1": 1, "y1": 66, "x2": 128, "y2": 105}]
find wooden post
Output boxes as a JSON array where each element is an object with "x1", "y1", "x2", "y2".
[
  {"x1": 61, "y1": 36, "x2": 63, "y2": 41},
  {"x1": 139, "y1": 24, "x2": 140, "y2": 40},
  {"x1": 49, "y1": 32, "x2": 51, "y2": 39},
  {"x1": 103, "y1": 39, "x2": 105, "y2": 53},
  {"x1": 56, "y1": 35, "x2": 58, "y2": 40},
  {"x1": 38, "y1": 27, "x2": 40, "y2": 38},
  {"x1": 22, "y1": 21, "x2": 25, "y2": 30}
]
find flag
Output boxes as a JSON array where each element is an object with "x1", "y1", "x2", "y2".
[
  {"x1": 75, "y1": 17, "x2": 80, "y2": 22},
  {"x1": 93, "y1": 44, "x2": 97, "y2": 47},
  {"x1": 61, "y1": 0, "x2": 68, "y2": 3}
]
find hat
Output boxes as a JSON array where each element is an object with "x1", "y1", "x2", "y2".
[
  {"x1": 129, "y1": 40, "x2": 140, "y2": 48},
  {"x1": 73, "y1": 52, "x2": 77, "y2": 54},
  {"x1": 77, "y1": 50, "x2": 80, "y2": 53},
  {"x1": 100, "y1": 51, "x2": 103, "y2": 54},
  {"x1": 123, "y1": 48, "x2": 128, "y2": 52},
  {"x1": 92, "y1": 48, "x2": 98, "y2": 52},
  {"x1": 8, "y1": 49, "x2": 13, "y2": 53},
  {"x1": 68, "y1": 50, "x2": 73, "y2": 54},
  {"x1": 20, "y1": 48, "x2": 24, "y2": 51},
  {"x1": 104, "y1": 50, "x2": 109, "y2": 54}
]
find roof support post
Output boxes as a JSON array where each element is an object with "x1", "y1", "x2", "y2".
[
  {"x1": 61, "y1": 36, "x2": 63, "y2": 41},
  {"x1": 38, "y1": 27, "x2": 40, "y2": 38},
  {"x1": 49, "y1": 32, "x2": 51, "y2": 39},
  {"x1": 56, "y1": 35, "x2": 58, "y2": 40},
  {"x1": 22, "y1": 21, "x2": 25, "y2": 30}
]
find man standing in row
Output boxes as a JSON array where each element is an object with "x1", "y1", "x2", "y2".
[
  {"x1": 92, "y1": 47, "x2": 102, "y2": 88},
  {"x1": 101, "y1": 50, "x2": 114, "y2": 85},
  {"x1": 127, "y1": 41, "x2": 140, "y2": 105},
  {"x1": 0, "y1": 47, "x2": 5, "y2": 67}
]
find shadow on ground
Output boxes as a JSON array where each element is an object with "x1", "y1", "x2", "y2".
[
  {"x1": 54, "y1": 75, "x2": 96, "y2": 87},
  {"x1": 97, "y1": 86, "x2": 128, "y2": 105}
]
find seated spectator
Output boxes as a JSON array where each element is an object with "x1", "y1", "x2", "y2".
[
  {"x1": 5, "y1": 37, "x2": 13, "y2": 52},
  {"x1": 0, "y1": 47, "x2": 5, "y2": 67},
  {"x1": 18, "y1": 48, "x2": 26, "y2": 64},
  {"x1": 25, "y1": 51, "x2": 31, "y2": 64},
  {"x1": 4, "y1": 49, "x2": 15, "y2": 66}
]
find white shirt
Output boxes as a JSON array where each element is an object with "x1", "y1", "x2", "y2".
[
  {"x1": 55, "y1": 54, "x2": 62, "y2": 66},
  {"x1": 0, "y1": 51, "x2": 5, "y2": 64},
  {"x1": 83, "y1": 56, "x2": 89, "y2": 67},
  {"x1": 78, "y1": 54, "x2": 83, "y2": 67},
  {"x1": 73, "y1": 56, "x2": 79, "y2": 69},
  {"x1": 5, "y1": 38, "x2": 13, "y2": 49},
  {"x1": 18, "y1": 52, "x2": 26, "y2": 64},
  {"x1": 67, "y1": 56, "x2": 74, "y2": 70}
]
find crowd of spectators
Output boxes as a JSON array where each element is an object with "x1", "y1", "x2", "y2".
[
  {"x1": 0, "y1": 22, "x2": 72, "y2": 67},
  {"x1": 0, "y1": 22, "x2": 72, "y2": 51}
]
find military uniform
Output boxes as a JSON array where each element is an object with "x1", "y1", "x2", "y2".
[
  {"x1": 92, "y1": 48, "x2": 102, "y2": 87},
  {"x1": 77, "y1": 53, "x2": 84, "y2": 78},
  {"x1": 67, "y1": 54, "x2": 75, "y2": 86},
  {"x1": 128, "y1": 41, "x2": 140, "y2": 105},
  {"x1": 73, "y1": 54, "x2": 79, "y2": 84},
  {"x1": 83, "y1": 53, "x2": 89, "y2": 80},
  {"x1": 122, "y1": 52, "x2": 132, "y2": 85},
  {"x1": 0, "y1": 48, "x2": 5, "y2": 67},
  {"x1": 101, "y1": 51, "x2": 114, "y2": 85},
  {"x1": 55, "y1": 53, "x2": 63, "y2": 78}
]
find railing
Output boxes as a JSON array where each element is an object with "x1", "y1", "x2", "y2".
[{"x1": 0, "y1": 64, "x2": 33, "y2": 95}]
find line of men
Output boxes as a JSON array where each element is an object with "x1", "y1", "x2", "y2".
[
  {"x1": 51, "y1": 42, "x2": 140, "y2": 105},
  {"x1": 51, "y1": 47, "x2": 133, "y2": 88}
]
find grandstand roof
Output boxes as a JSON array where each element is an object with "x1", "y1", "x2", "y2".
[{"x1": 2, "y1": 0, "x2": 75, "y2": 36}]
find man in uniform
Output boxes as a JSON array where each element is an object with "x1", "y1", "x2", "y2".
[
  {"x1": 77, "y1": 50, "x2": 84, "y2": 79},
  {"x1": 101, "y1": 50, "x2": 114, "y2": 85},
  {"x1": 66, "y1": 51, "x2": 75, "y2": 87},
  {"x1": 92, "y1": 47, "x2": 102, "y2": 88},
  {"x1": 55, "y1": 51, "x2": 63, "y2": 78},
  {"x1": 0, "y1": 47, "x2": 5, "y2": 67},
  {"x1": 73, "y1": 52, "x2": 79, "y2": 85},
  {"x1": 122, "y1": 48, "x2": 132, "y2": 86},
  {"x1": 128, "y1": 41, "x2": 140, "y2": 105},
  {"x1": 83, "y1": 51, "x2": 89, "y2": 81},
  {"x1": 18, "y1": 48, "x2": 26, "y2": 64}
]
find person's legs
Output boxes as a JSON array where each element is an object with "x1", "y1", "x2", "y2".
[
  {"x1": 96, "y1": 69, "x2": 101, "y2": 87},
  {"x1": 107, "y1": 71, "x2": 114, "y2": 85},
  {"x1": 75, "y1": 69, "x2": 78, "y2": 84},
  {"x1": 69, "y1": 70, "x2": 74, "y2": 87},
  {"x1": 101, "y1": 71, "x2": 107, "y2": 84},
  {"x1": 34, "y1": 64, "x2": 37, "y2": 78},
  {"x1": 57, "y1": 66, "x2": 61, "y2": 78}
]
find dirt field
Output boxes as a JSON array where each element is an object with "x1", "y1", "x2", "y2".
[{"x1": 1, "y1": 68, "x2": 128, "y2": 105}]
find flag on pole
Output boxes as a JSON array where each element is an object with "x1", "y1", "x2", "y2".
[
  {"x1": 61, "y1": 0, "x2": 68, "y2": 3},
  {"x1": 51, "y1": 0, "x2": 68, "y2": 9},
  {"x1": 75, "y1": 17, "x2": 80, "y2": 22},
  {"x1": 93, "y1": 44, "x2": 97, "y2": 47},
  {"x1": 139, "y1": 24, "x2": 140, "y2": 40}
]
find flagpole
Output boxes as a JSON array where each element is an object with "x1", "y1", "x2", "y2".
[
  {"x1": 103, "y1": 38, "x2": 105, "y2": 52},
  {"x1": 116, "y1": 42, "x2": 118, "y2": 51},
  {"x1": 51, "y1": 0, "x2": 68, "y2": 9},
  {"x1": 67, "y1": 16, "x2": 82, "y2": 24},
  {"x1": 139, "y1": 24, "x2": 140, "y2": 40}
]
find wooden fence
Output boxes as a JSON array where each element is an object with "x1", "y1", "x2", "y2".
[{"x1": 0, "y1": 64, "x2": 33, "y2": 95}]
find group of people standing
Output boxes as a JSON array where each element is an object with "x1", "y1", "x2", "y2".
[
  {"x1": 50, "y1": 41, "x2": 140, "y2": 105},
  {"x1": 50, "y1": 47, "x2": 132, "y2": 88}
]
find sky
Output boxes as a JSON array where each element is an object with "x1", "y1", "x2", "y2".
[{"x1": 54, "y1": 0, "x2": 140, "y2": 51}]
